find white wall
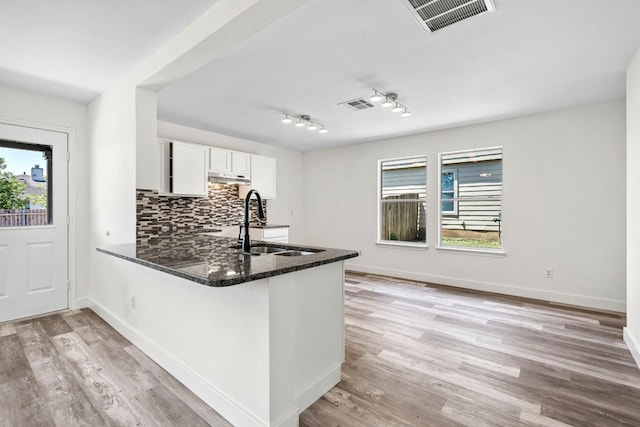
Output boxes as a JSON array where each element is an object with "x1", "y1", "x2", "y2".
[
  {"x1": 85, "y1": 3, "x2": 311, "y2": 422},
  {"x1": 88, "y1": 80, "x2": 137, "y2": 247},
  {"x1": 303, "y1": 101, "x2": 627, "y2": 311},
  {"x1": 157, "y1": 121, "x2": 305, "y2": 242},
  {"x1": 90, "y1": 253, "x2": 272, "y2": 426},
  {"x1": 0, "y1": 85, "x2": 90, "y2": 305},
  {"x1": 625, "y1": 46, "x2": 640, "y2": 367}
]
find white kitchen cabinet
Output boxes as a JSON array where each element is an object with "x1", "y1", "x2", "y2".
[
  {"x1": 231, "y1": 151, "x2": 251, "y2": 177},
  {"x1": 209, "y1": 148, "x2": 251, "y2": 178},
  {"x1": 169, "y1": 141, "x2": 208, "y2": 197},
  {"x1": 209, "y1": 147, "x2": 231, "y2": 173},
  {"x1": 241, "y1": 154, "x2": 276, "y2": 199},
  {"x1": 249, "y1": 227, "x2": 289, "y2": 243}
]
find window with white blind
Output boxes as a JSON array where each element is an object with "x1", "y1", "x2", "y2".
[
  {"x1": 439, "y1": 147, "x2": 503, "y2": 251},
  {"x1": 378, "y1": 156, "x2": 427, "y2": 245}
]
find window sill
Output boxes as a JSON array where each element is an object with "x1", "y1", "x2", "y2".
[
  {"x1": 436, "y1": 246, "x2": 506, "y2": 257},
  {"x1": 376, "y1": 241, "x2": 428, "y2": 250}
]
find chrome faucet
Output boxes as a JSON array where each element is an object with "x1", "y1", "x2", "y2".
[{"x1": 240, "y1": 189, "x2": 265, "y2": 253}]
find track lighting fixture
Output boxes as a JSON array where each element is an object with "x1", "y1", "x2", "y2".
[
  {"x1": 281, "y1": 113, "x2": 327, "y2": 133},
  {"x1": 369, "y1": 89, "x2": 411, "y2": 117},
  {"x1": 281, "y1": 114, "x2": 293, "y2": 124},
  {"x1": 370, "y1": 89, "x2": 383, "y2": 103},
  {"x1": 380, "y1": 94, "x2": 396, "y2": 108}
]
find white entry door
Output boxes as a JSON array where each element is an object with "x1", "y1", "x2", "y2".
[{"x1": 0, "y1": 123, "x2": 68, "y2": 323}]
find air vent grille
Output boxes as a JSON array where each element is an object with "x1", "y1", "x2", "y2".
[
  {"x1": 339, "y1": 98, "x2": 375, "y2": 111},
  {"x1": 404, "y1": 0, "x2": 495, "y2": 33}
]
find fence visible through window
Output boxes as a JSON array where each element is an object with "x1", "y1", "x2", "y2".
[
  {"x1": 379, "y1": 155, "x2": 427, "y2": 244},
  {"x1": 0, "y1": 209, "x2": 48, "y2": 227}
]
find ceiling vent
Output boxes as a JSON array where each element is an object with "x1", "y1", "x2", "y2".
[
  {"x1": 402, "y1": 0, "x2": 495, "y2": 34},
  {"x1": 339, "y1": 98, "x2": 375, "y2": 111}
]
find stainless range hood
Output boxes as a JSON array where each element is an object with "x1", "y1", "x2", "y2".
[{"x1": 208, "y1": 171, "x2": 251, "y2": 185}]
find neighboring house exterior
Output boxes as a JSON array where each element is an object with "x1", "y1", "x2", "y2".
[
  {"x1": 441, "y1": 148, "x2": 503, "y2": 240},
  {"x1": 380, "y1": 156, "x2": 427, "y2": 242},
  {"x1": 16, "y1": 165, "x2": 46, "y2": 209},
  {"x1": 0, "y1": 165, "x2": 47, "y2": 227},
  {"x1": 379, "y1": 151, "x2": 503, "y2": 243}
]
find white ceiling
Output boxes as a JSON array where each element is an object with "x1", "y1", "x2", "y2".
[
  {"x1": 0, "y1": 0, "x2": 218, "y2": 102},
  {"x1": 3, "y1": 0, "x2": 640, "y2": 152}
]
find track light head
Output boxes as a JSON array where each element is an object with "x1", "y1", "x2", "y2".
[
  {"x1": 281, "y1": 113, "x2": 292, "y2": 124},
  {"x1": 370, "y1": 89, "x2": 383, "y2": 103},
  {"x1": 380, "y1": 93, "x2": 397, "y2": 108}
]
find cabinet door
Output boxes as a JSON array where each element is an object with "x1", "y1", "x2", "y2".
[
  {"x1": 231, "y1": 151, "x2": 251, "y2": 177},
  {"x1": 249, "y1": 227, "x2": 288, "y2": 242},
  {"x1": 172, "y1": 141, "x2": 208, "y2": 197},
  {"x1": 250, "y1": 154, "x2": 276, "y2": 199},
  {"x1": 209, "y1": 147, "x2": 232, "y2": 173}
]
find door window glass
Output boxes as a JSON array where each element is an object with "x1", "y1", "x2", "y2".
[{"x1": 0, "y1": 141, "x2": 52, "y2": 227}]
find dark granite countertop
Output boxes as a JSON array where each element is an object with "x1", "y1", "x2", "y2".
[
  {"x1": 97, "y1": 233, "x2": 359, "y2": 287},
  {"x1": 249, "y1": 224, "x2": 290, "y2": 229}
]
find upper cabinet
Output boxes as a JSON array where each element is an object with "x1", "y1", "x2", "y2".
[
  {"x1": 209, "y1": 148, "x2": 251, "y2": 178},
  {"x1": 248, "y1": 154, "x2": 276, "y2": 199},
  {"x1": 231, "y1": 151, "x2": 251, "y2": 177},
  {"x1": 161, "y1": 140, "x2": 276, "y2": 199},
  {"x1": 209, "y1": 147, "x2": 231, "y2": 173},
  {"x1": 168, "y1": 141, "x2": 208, "y2": 197}
]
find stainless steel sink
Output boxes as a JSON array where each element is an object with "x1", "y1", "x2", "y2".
[
  {"x1": 233, "y1": 244, "x2": 324, "y2": 256},
  {"x1": 250, "y1": 246, "x2": 288, "y2": 254},
  {"x1": 275, "y1": 250, "x2": 319, "y2": 256}
]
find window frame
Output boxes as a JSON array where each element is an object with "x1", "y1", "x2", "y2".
[
  {"x1": 440, "y1": 168, "x2": 458, "y2": 216},
  {"x1": 377, "y1": 155, "x2": 428, "y2": 248},
  {"x1": 0, "y1": 140, "x2": 53, "y2": 227},
  {"x1": 437, "y1": 146, "x2": 505, "y2": 254}
]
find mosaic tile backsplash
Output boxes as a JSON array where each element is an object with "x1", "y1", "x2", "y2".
[{"x1": 136, "y1": 184, "x2": 267, "y2": 242}]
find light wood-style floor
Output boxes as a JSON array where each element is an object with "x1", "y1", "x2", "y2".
[
  {"x1": 2, "y1": 273, "x2": 639, "y2": 426},
  {"x1": 301, "y1": 272, "x2": 640, "y2": 427},
  {"x1": 0, "y1": 308, "x2": 231, "y2": 426}
]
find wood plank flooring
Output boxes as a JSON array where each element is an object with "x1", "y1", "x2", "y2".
[
  {"x1": 301, "y1": 272, "x2": 640, "y2": 427},
  {"x1": 0, "y1": 308, "x2": 232, "y2": 427},
  {"x1": 2, "y1": 273, "x2": 639, "y2": 426}
]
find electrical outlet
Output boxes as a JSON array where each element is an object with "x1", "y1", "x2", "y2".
[
  {"x1": 545, "y1": 269, "x2": 553, "y2": 279},
  {"x1": 131, "y1": 296, "x2": 136, "y2": 310}
]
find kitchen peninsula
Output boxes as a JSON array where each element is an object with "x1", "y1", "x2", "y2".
[{"x1": 96, "y1": 232, "x2": 358, "y2": 427}]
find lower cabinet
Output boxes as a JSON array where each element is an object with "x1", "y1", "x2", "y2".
[{"x1": 250, "y1": 227, "x2": 289, "y2": 243}]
